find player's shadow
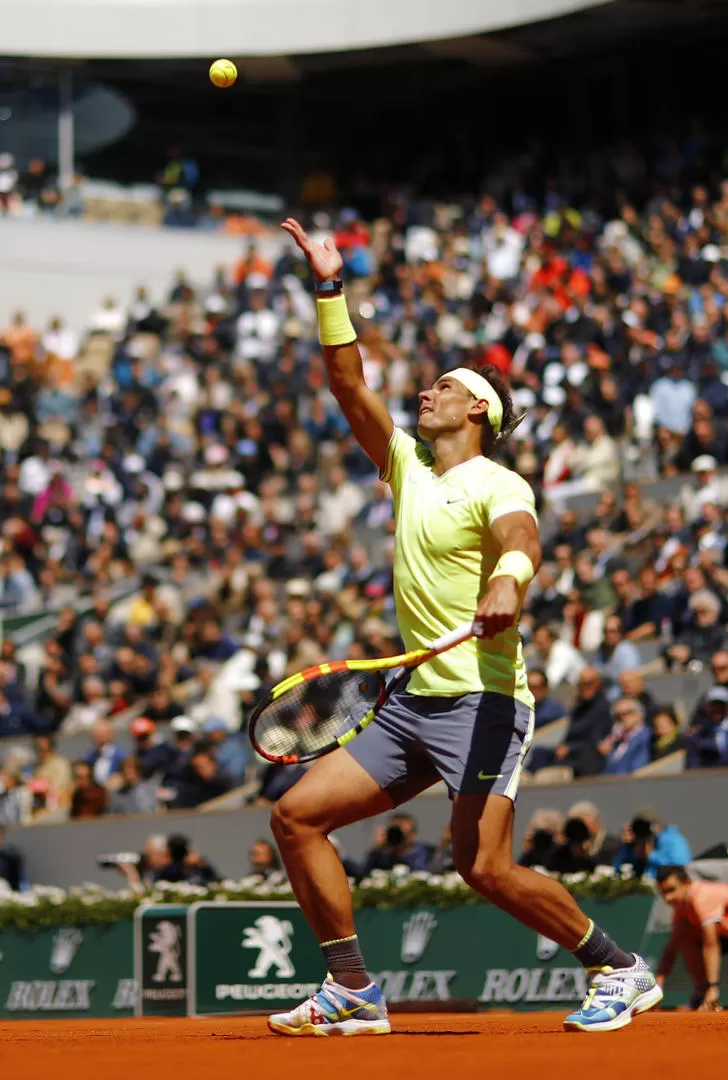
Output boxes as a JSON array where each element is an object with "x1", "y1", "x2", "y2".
[
  {"x1": 211, "y1": 1030, "x2": 479, "y2": 1039},
  {"x1": 392, "y1": 1030, "x2": 479, "y2": 1036}
]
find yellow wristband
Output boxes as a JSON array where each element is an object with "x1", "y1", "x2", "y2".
[
  {"x1": 317, "y1": 294, "x2": 356, "y2": 347},
  {"x1": 489, "y1": 550, "x2": 535, "y2": 589}
]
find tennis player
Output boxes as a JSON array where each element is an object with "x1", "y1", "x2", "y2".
[{"x1": 268, "y1": 218, "x2": 662, "y2": 1036}]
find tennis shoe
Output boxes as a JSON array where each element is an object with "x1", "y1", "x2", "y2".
[
  {"x1": 268, "y1": 976, "x2": 390, "y2": 1036},
  {"x1": 563, "y1": 954, "x2": 663, "y2": 1032}
]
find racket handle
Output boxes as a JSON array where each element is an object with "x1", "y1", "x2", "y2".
[{"x1": 429, "y1": 621, "x2": 475, "y2": 652}]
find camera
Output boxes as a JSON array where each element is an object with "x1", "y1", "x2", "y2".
[
  {"x1": 564, "y1": 817, "x2": 591, "y2": 845},
  {"x1": 631, "y1": 818, "x2": 654, "y2": 841},
  {"x1": 97, "y1": 852, "x2": 141, "y2": 869},
  {"x1": 531, "y1": 828, "x2": 556, "y2": 853},
  {"x1": 385, "y1": 824, "x2": 405, "y2": 848}
]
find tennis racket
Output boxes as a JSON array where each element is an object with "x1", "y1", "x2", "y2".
[{"x1": 248, "y1": 621, "x2": 475, "y2": 765}]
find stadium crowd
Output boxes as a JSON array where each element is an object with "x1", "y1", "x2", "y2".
[{"x1": 1, "y1": 127, "x2": 728, "y2": 834}]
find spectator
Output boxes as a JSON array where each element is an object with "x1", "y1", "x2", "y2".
[
  {"x1": 360, "y1": 814, "x2": 433, "y2": 875},
  {"x1": 0, "y1": 825, "x2": 24, "y2": 890},
  {"x1": 682, "y1": 456, "x2": 728, "y2": 522},
  {"x1": 614, "y1": 807, "x2": 692, "y2": 877},
  {"x1": 200, "y1": 717, "x2": 248, "y2": 784},
  {"x1": 0, "y1": 769, "x2": 28, "y2": 826},
  {"x1": 32, "y1": 735, "x2": 73, "y2": 814},
  {"x1": 235, "y1": 286, "x2": 280, "y2": 364},
  {"x1": 0, "y1": 154, "x2": 18, "y2": 213},
  {"x1": 526, "y1": 565, "x2": 567, "y2": 627},
  {"x1": 567, "y1": 800, "x2": 621, "y2": 867},
  {"x1": 144, "y1": 687, "x2": 180, "y2": 724},
  {"x1": 600, "y1": 698, "x2": 653, "y2": 776},
  {"x1": 685, "y1": 687, "x2": 728, "y2": 770},
  {"x1": 651, "y1": 707, "x2": 688, "y2": 762},
  {"x1": 570, "y1": 415, "x2": 621, "y2": 492},
  {"x1": 617, "y1": 669, "x2": 659, "y2": 722},
  {"x1": 116, "y1": 833, "x2": 170, "y2": 890},
  {"x1": 70, "y1": 761, "x2": 108, "y2": 819},
  {"x1": 157, "y1": 715, "x2": 199, "y2": 801},
  {"x1": 249, "y1": 838, "x2": 281, "y2": 878},
  {"x1": 527, "y1": 669, "x2": 567, "y2": 729},
  {"x1": 153, "y1": 833, "x2": 219, "y2": 886},
  {"x1": 429, "y1": 821, "x2": 456, "y2": 874},
  {"x1": 518, "y1": 809, "x2": 564, "y2": 869},
  {"x1": 83, "y1": 719, "x2": 127, "y2": 787},
  {"x1": 108, "y1": 757, "x2": 159, "y2": 815},
  {"x1": 172, "y1": 745, "x2": 235, "y2": 809},
  {"x1": 62, "y1": 677, "x2": 110, "y2": 735},
  {"x1": 528, "y1": 624, "x2": 586, "y2": 688},
  {"x1": 666, "y1": 590, "x2": 728, "y2": 669},
  {"x1": 549, "y1": 816, "x2": 598, "y2": 874},
  {"x1": 689, "y1": 649, "x2": 728, "y2": 729},
  {"x1": 650, "y1": 360, "x2": 697, "y2": 437},
  {"x1": 0, "y1": 684, "x2": 42, "y2": 738},
  {"x1": 623, "y1": 566, "x2": 673, "y2": 642},
  {"x1": 594, "y1": 615, "x2": 643, "y2": 689},
  {"x1": 129, "y1": 715, "x2": 174, "y2": 779},
  {"x1": 531, "y1": 666, "x2": 612, "y2": 777},
  {"x1": 193, "y1": 619, "x2": 239, "y2": 662}
]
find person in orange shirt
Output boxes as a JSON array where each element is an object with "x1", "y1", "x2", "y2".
[
  {"x1": 656, "y1": 865, "x2": 728, "y2": 1011},
  {"x1": 1, "y1": 311, "x2": 39, "y2": 365},
  {"x1": 233, "y1": 241, "x2": 273, "y2": 287}
]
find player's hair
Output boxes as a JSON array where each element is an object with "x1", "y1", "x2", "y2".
[
  {"x1": 464, "y1": 364, "x2": 519, "y2": 457},
  {"x1": 655, "y1": 865, "x2": 691, "y2": 885}
]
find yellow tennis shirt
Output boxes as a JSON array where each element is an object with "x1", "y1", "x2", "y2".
[{"x1": 381, "y1": 427, "x2": 536, "y2": 706}]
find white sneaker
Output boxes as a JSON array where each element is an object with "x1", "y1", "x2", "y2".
[
  {"x1": 563, "y1": 954, "x2": 663, "y2": 1032},
  {"x1": 268, "y1": 977, "x2": 391, "y2": 1037}
]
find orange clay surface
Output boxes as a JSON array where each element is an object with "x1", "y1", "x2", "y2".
[{"x1": 0, "y1": 1012, "x2": 725, "y2": 1080}]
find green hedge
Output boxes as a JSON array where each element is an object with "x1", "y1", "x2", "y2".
[{"x1": 0, "y1": 866, "x2": 653, "y2": 931}]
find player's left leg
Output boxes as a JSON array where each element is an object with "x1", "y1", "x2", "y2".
[
  {"x1": 430, "y1": 691, "x2": 662, "y2": 1032},
  {"x1": 451, "y1": 792, "x2": 662, "y2": 1031}
]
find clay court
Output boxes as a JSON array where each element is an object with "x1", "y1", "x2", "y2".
[{"x1": 1, "y1": 1012, "x2": 724, "y2": 1079}]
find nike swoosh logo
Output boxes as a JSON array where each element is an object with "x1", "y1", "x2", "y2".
[
  {"x1": 478, "y1": 771, "x2": 504, "y2": 780},
  {"x1": 324, "y1": 1002, "x2": 376, "y2": 1021}
]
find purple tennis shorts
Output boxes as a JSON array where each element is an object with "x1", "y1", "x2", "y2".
[{"x1": 346, "y1": 689, "x2": 534, "y2": 802}]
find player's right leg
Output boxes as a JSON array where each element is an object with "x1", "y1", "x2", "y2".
[
  {"x1": 268, "y1": 748, "x2": 393, "y2": 1036},
  {"x1": 271, "y1": 747, "x2": 392, "y2": 950},
  {"x1": 268, "y1": 703, "x2": 437, "y2": 1036}
]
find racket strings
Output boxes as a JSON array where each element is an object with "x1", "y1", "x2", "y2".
[{"x1": 254, "y1": 669, "x2": 385, "y2": 759}]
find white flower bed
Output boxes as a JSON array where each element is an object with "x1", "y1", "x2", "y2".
[{"x1": 0, "y1": 867, "x2": 655, "y2": 930}]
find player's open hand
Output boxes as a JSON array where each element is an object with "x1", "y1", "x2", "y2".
[
  {"x1": 473, "y1": 578, "x2": 520, "y2": 640},
  {"x1": 281, "y1": 218, "x2": 343, "y2": 283},
  {"x1": 698, "y1": 986, "x2": 723, "y2": 1012}
]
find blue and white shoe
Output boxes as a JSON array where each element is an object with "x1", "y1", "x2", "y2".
[
  {"x1": 563, "y1": 954, "x2": 663, "y2": 1032},
  {"x1": 268, "y1": 976, "x2": 391, "y2": 1036}
]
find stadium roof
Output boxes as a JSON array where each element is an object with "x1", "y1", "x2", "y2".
[{"x1": 2, "y1": 0, "x2": 614, "y2": 59}]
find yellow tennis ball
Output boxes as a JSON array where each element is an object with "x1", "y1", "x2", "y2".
[{"x1": 210, "y1": 59, "x2": 237, "y2": 89}]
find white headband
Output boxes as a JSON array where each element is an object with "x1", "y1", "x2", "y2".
[{"x1": 442, "y1": 368, "x2": 504, "y2": 435}]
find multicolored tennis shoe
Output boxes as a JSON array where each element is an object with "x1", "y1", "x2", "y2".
[
  {"x1": 269, "y1": 977, "x2": 391, "y2": 1036},
  {"x1": 564, "y1": 954, "x2": 663, "y2": 1032}
]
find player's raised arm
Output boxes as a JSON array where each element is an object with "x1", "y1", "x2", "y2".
[{"x1": 281, "y1": 218, "x2": 393, "y2": 472}]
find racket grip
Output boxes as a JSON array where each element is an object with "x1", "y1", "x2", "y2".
[{"x1": 429, "y1": 621, "x2": 475, "y2": 651}]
